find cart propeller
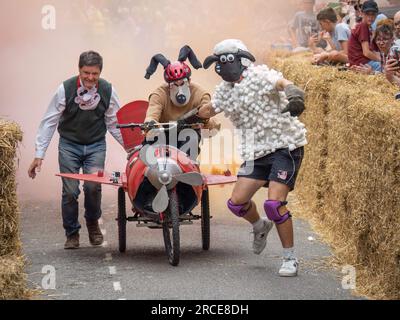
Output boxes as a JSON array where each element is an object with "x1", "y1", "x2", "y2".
[{"x1": 139, "y1": 145, "x2": 203, "y2": 213}]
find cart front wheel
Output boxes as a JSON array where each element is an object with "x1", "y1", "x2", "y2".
[
  {"x1": 162, "y1": 188, "x2": 180, "y2": 266},
  {"x1": 118, "y1": 187, "x2": 127, "y2": 253},
  {"x1": 201, "y1": 188, "x2": 211, "y2": 251}
]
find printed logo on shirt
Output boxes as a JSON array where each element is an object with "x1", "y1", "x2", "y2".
[{"x1": 277, "y1": 170, "x2": 288, "y2": 180}]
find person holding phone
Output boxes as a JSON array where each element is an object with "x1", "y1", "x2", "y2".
[
  {"x1": 352, "y1": 20, "x2": 395, "y2": 75},
  {"x1": 309, "y1": 7, "x2": 351, "y2": 64}
]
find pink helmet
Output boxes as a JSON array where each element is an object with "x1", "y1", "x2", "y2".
[
  {"x1": 145, "y1": 45, "x2": 202, "y2": 82},
  {"x1": 164, "y1": 61, "x2": 192, "y2": 83}
]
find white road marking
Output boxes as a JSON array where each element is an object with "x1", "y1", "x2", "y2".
[
  {"x1": 113, "y1": 282, "x2": 122, "y2": 291},
  {"x1": 97, "y1": 219, "x2": 123, "y2": 297},
  {"x1": 109, "y1": 266, "x2": 116, "y2": 275}
]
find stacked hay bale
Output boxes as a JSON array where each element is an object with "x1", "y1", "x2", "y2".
[
  {"x1": 0, "y1": 119, "x2": 27, "y2": 299},
  {"x1": 272, "y1": 54, "x2": 400, "y2": 299}
]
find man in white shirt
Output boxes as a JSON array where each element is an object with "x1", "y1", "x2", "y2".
[{"x1": 28, "y1": 51, "x2": 124, "y2": 249}]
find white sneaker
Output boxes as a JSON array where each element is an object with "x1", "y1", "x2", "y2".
[
  {"x1": 252, "y1": 220, "x2": 274, "y2": 255},
  {"x1": 279, "y1": 258, "x2": 299, "y2": 277}
]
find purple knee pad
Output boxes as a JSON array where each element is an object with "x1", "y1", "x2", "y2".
[
  {"x1": 264, "y1": 200, "x2": 292, "y2": 225},
  {"x1": 227, "y1": 199, "x2": 251, "y2": 218}
]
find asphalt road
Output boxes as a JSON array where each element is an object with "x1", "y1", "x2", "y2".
[{"x1": 20, "y1": 185, "x2": 361, "y2": 300}]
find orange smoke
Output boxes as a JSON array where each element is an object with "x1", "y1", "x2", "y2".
[{"x1": 0, "y1": 0, "x2": 298, "y2": 200}]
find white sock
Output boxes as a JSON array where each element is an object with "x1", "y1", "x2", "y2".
[
  {"x1": 283, "y1": 247, "x2": 296, "y2": 260},
  {"x1": 252, "y1": 219, "x2": 265, "y2": 233}
]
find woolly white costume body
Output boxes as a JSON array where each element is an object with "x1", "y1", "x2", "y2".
[
  {"x1": 205, "y1": 39, "x2": 304, "y2": 277},
  {"x1": 212, "y1": 64, "x2": 308, "y2": 161}
]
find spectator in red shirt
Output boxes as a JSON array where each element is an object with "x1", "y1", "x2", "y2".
[{"x1": 348, "y1": 0, "x2": 380, "y2": 71}]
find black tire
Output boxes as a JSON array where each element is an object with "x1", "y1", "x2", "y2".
[
  {"x1": 201, "y1": 188, "x2": 211, "y2": 251},
  {"x1": 118, "y1": 187, "x2": 127, "y2": 253},
  {"x1": 162, "y1": 188, "x2": 180, "y2": 266}
]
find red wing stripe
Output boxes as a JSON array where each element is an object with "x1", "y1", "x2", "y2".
[{"x1": 56, "y1": 173, "x2": 123, "y2": 187}]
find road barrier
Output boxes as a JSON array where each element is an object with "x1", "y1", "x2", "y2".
[
  {"x1": 0, "y1": 119, "x2": 27, "y2": 299},
  {"x1": 272, "y1": 53, "x2": 400, "y2": 299}
]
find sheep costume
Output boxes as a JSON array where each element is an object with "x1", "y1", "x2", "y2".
[{"x1": 204, "y1": 39, "x2": 307, "y2": 161}]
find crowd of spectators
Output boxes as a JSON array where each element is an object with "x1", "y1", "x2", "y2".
[
  {"x1": 287, "y1": 0, "x2": 400, "y2": 97},
  {"x1": 57, "y1": 0, "x2": 400, "y2": 96}
]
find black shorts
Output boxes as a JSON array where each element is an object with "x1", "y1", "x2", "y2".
[{"x1": 237, "y1": 147, "x2": 304, "y2": 191}]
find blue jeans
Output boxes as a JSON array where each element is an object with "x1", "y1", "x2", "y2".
[
  {"x1": 367, "y1": 60, "x2": 382, "y2": 72},
  {"x1": 58, "y1": 137, "x2": 106, "y2": 237}
]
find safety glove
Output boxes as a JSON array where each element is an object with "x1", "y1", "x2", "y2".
[{"x1": 281, "y1": 84, "x2": 305, "y2": 117}]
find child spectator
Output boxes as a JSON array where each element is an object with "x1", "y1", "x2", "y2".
[
  {"x1": 348, "y1": 0, "x2": 381, "y2": 71},
  {"x1": 310, "y1": 7, "x2": 351, "y2": 64},
  {"x1": 289, "y1": 0, "x2": 318, "y2": 51}
]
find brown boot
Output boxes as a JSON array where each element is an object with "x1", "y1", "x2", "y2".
[
  {"x1": 86, "y1": 220, "x2": 104, "y2": 246},
  {"x1": 64, "y1": 233, "x2": 80, "y2": 250}
]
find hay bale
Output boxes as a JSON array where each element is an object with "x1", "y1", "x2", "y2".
[
  {"x1": 270, "y1": 55, "x2": 400, "y2": 299},
  {"x1": 0, "y1": 119, "x2": 23, "y2": 256},
  {"x1": 273, "y1": 55, "x2": 336, "y2": 217},
  {"x1": 0, "y1": 254, "x2": 28, "y2": 299},
  {"x1": 0, "y1": 119, "x2": 28, "y2": 299}
]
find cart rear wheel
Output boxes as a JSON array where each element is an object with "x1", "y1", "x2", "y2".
[
  {"x1": 162, "y1": 188, "x2": 180, "y2": 266},
  {"x1": 118, "y1": 187, "x2": 127, "y2": 253},
  {"x1": 201, "y1": 188, "x2": 211, "y2": 251}
]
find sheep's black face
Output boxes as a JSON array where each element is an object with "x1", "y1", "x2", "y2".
[{"x1": 215, "y1": 54, "x2": 246, "y2": 83}]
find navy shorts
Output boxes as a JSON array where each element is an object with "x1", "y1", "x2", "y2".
[{"x1": 237, "y1": 147, "x2": 304, "y2": 191}]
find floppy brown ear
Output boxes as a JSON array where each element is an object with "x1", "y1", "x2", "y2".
[
  {"x1": 236, "y1": 50, "x2": 256, "y2": 62},
  {"x1": 145, "y1": 54, "x2": 171, "y2": 79},
  {"x1": 203, "y1": 55, "x2": 220, "y2": 69},
  {"x1": 178, "y1": 45, "x2": 203, "y2": 69}
]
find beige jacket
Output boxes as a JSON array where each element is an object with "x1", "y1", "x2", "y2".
[{"x1": 145, "y1": 83, "x2": 220, "y2": 130}]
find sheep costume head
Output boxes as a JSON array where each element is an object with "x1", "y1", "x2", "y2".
[{"x1": 203, "y1": 39, "x2": 256, "y2": 83}]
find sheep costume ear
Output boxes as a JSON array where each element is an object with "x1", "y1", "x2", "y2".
[
  {"x1": 237, "y1": 49, "x2": 256, "y2": 64},
  {"x1": 203, "y1": 55, "x2": 219, "y2": 70},
  {"x1": 178, "y1": 45, "x2": 203, "y2": 69},
  {"x1": 145, "y1": 54, "x2": 171, "y2": 79}
]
